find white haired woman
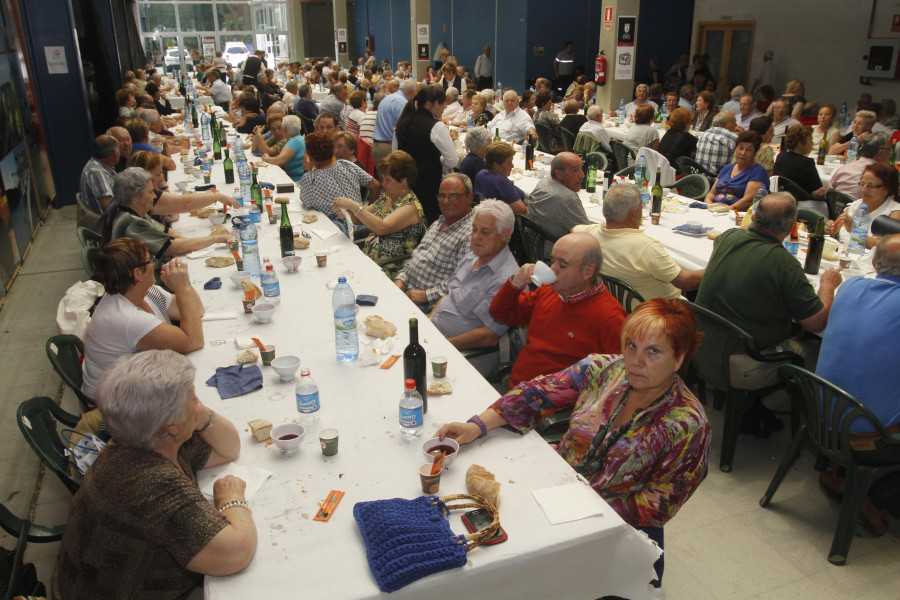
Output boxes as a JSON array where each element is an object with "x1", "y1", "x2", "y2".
[
  {"x1": 459, "y1": 126, "x2": 491, "y2": 182},
  {"x1": 53, "y1": 350, "x2": 257, "y2": 598},
  {"x1": 259, "y1": 114, "x2": 306, "y2": 182}
]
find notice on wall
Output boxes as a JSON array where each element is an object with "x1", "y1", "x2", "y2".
[
  {"x1": 614, "y1": 16, "x2": 636, "y2": 80},
  {"x1": 417, "y1": 24, "x2": 430, "y2": 44},
  {"x1": 44, "y1": 46, "x2": 67, "y2": 75},
  {"x1": 603, "y1": 6, "x2": 614, "y2": 30}
]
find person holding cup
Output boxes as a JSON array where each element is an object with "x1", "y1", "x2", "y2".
[
  {"x1": 54, "y1": 350, "x2": 257, "y2": 598},
  {"x1": 488, "y1": 232, "x2": 627, "y2": 388}
]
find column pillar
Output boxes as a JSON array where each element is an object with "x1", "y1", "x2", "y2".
[
  {"x1": 287, "y1": 0, "x2": 305, "y2": 62},
  {"x1": 410, "y1": 0, "x2": 431, "y2": 81},
  {"x1": 596, "y1": 0, "x2": 640, "y2": 116},
  {"x1": 332, "y1": 0, "x2": 350, "y2": 69}
]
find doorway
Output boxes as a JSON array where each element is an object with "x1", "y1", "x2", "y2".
[{"x1": 695, "y1": 21, "x2": 755, "y2": 104}]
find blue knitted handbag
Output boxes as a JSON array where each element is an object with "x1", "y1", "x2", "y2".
[{"x1": 353, "y1": 494, "x2": 499, "y2": 592}]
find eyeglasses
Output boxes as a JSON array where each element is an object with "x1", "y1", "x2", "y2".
[
  {"x1": 858, "y1": 182, "x2": 884, "y2": 189},
  {"x1": 437, "y1": 193, "x2": 463, "y2": 202},
  {"x1": 136, "y1": 259, "x2": 153, "y2": 269}
]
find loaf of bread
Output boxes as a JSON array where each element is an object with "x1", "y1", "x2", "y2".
[
  {"x1": 206, "y1": 256, "x2": 235, "y2": 268},
  {"x1": 363, "y1": 315, "x2": 397, "y2": 339},
  {"x1": 240, "y1": 279, "x2": 262, "y2": 299},
  {"x1": 466, "y1": 464, "x2": 500, "y2": 508},
  {"x1": 427, "y1": 381, "x2": 453, "y2": 395},
  {"x1": 248, "y1": 418, "x2": 272, "y2": 442},
  {"x1": 236, "y1": 349, "x2": 258, "y2": 364}
]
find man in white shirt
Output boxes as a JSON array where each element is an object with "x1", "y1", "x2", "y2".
[
  {"x1": 474, "y1": 46, "x2": 493, "y2": 91},
  {"x1": 678, "y1": 85, "x2": 695, "y2": 111},
  {"x1": 488, "y1": 90, "x2": 537, "y2": 143},
  {"x1": 578, "y1": 106, "x2": 612, "y2": 153},
  {"x1": 771, "y1": 99, "x2": 800, "y2": 146},
  {"x1": 442, "y1": 87, "x2": 461, "y2": 119},
  {"x1": 751, "y1": 50, "x2": 776, "y2": 95},
  {"x1": 737, "y1": 93, "x2": 761, "y2": 129},
  {"x1": 625, "y1": 84, "x2": 658, "y2": 118}
]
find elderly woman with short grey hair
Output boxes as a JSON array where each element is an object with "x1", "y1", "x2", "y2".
[
  {"x1": 460, "y1": 127, "x2": 491, "y2": 182},
  {"x1": 53, "y1": 350, "x2": 257, "y2": 599},
  {"x1": 260, "y1": 114, "x2": 306, "y2": 182},
  {"x1": 103, "y1": 167, "x2": 230, "y2": 267}
]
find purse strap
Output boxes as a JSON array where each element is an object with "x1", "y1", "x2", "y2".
[{"x1": 435, "y1": 494, "x2": 500, "y2": 551}]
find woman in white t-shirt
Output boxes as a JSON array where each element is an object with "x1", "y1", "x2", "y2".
[
  {"x1": 622, "y1": 104, "x2": 661, "y2": 165},
  {"x1": 826, "y1": 163, "x2": 900, "y2": 250},
  {"x1": 81, "y1": 238, "x2": 206, "y2": 398}
]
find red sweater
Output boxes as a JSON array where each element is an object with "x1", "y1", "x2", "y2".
[{"x1": 489, "y1": 280, "x2": 627, "y2": 387}]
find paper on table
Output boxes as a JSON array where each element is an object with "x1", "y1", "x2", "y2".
[
  {"x1": 309, "y1": 227, "x2": 338, "y2": 241},
  {"x1": 531, "y1": 482, "x2": 606, "y2": 525},
  {"x1": 201, "y1": 312, "x2": 238, "y2": 321},
  {"x1": 198, "y1": 462, "x2": 273, "y2": 501},
  {"x1": 187, "y1": 248, "x2": 214, "y2": 259}
]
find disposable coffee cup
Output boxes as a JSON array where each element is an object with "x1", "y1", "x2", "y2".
[
  {"x1": 419, "y1": 463, "x2": 442, "y2": 494},
  {"x1": 650, "y1": 213, "x2": 661, "y2": 225},
  {"x1": 431, "y1": 356, "x2": 448, "y2": 378},
  {"x1": 261, "y1": 344, "x2": 276, "y2": 366},
  {"x1": 530, "y1": 260, "x2": 557, "y2": 287},
  {"x1": 319, "y1": 428, "x2": 339, "y2": 456},
  {"x1": 315, "y1": 251, "x2": 327, "y2": 267}
]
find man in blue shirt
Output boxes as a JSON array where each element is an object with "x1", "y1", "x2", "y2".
[
  {"x1": 816, "y1": 234, "x2": 900, "y2": 535},
  {"x1": 372, "y1": 79, "x2": 417, "y2": 174}
]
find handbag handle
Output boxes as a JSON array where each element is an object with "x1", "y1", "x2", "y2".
[{"x1": 436, "y1": 493, "x2": 500, "y2": 551}]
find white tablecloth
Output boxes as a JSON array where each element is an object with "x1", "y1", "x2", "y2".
[
  {"x1": 168, "y1": 94, "x2": 214, "y2": 110},
  {"x1": 166, "y1": 131, "x2": 660, "y2": 599}
]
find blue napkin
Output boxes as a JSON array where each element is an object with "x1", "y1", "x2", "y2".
[
  {"x1": 206, "y1": 364, "x2": 263, "y2": 399},
  {"x1": 258, "y1": 181, "x2": 275, "y2": 190},
  {"x1": 251, "y1": 151, "x2": 263, "y2": 158},
  {"x1": 193, "y1": 157, "x2": 202, "y2": 166},
  {"x1": 688, "y1": 202, "x2": 708, "y2": 209},
  {"x1": 194, "y1": 184, "x2": 215, "y2": 192},
  {"x1": 204, "y1": 277, "x2": 222, "y2": 290},
  {"x1": 672, "y1": 224, "x2": 713, "y2": 234}
]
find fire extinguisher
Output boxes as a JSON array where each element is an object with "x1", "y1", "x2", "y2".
[{"x1": 595, "y1": 51, "x2": 607, "y2": 86}]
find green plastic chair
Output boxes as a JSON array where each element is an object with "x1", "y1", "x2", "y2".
[
  {"x1": 534, "y1": 122, "x2": 560, "y2": 155},
  {"x1": 680, "y1": 300, "x2": 803, "y2": 472},
  {"x1": 81, "y1": 246, "x2": 100, "y2": 278},
  {"x1": 515, "y1": 214, "x2": 558, "y2": 265},
  {"x1": 573, "y1": 131, "x2": 601, "y2": 155},
  {"x1": 46, "y1": 335, "x2": 96, "y2": 412},
  {"x1": 560, "y1": 127, "x2": 576, "y2": 153},
  {"x1": 797, "y1": 207, "x2": 825, "y2": 230},
  {"x1": 760, "y1": 365, "x2": 900, "y2": 565},
  {"x1": 675, "y1": 155, "x2": 718, "y2": 180},
  {"x1": 587, "y1": 151, "x2": 608, "y2": 173},
  {"x1": 535, "y1": 409, "x2": 573, "y2": 445},
  {"x1": 609, "y1": 139, "x2": 634, "y2": 173},
  {"x1": 16, "y1": 397, "x2": 82, "y2": 495},
  {"x1": 0, "y1": 502, "x2": 64, "y2": 600},
  {"x1": 676, "y1": 173, "x2": 711, "y2": 200},
  {"x1": 76, "y1": 226, "x2": 102, "y2": 248},
  {"x1": 601, "y1": 274, "x2": 645, "y2": 313}
]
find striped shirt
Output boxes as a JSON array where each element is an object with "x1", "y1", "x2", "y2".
[{"x1": 695, "y1": 127, "x2": 738, "y2": 174}]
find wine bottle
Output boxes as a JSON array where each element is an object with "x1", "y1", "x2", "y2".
[
  {"x1": 250, "y1": 171, "x2": 262, "y2": 209},
  {"x1": 213, "y1": 130, "x2": 222, "y2": 161},
  {"x1": 816, "y1": 135, "x2": 827, "y2": 166},
  {"x1": 804, "y1": 217, "x2": 825, "y2": 275},
  {"x1": 586, "y1": 154, "x2": 597, "y2": 193},
  {"x1": 403, "y1": 318, "x2": 428, "y2": 413},
  {"x1": 223, "y1": 145, "x2": 234, "y2": 185},
  {"x1": 651, "y1": 168, "x2": 663, "y2": 214},
  {"x1": 493, "y1": 128, "x2": 501, "y2": 143},
  {"x1": 278, "y1": 198, "x2": 295, "y2": 257}
]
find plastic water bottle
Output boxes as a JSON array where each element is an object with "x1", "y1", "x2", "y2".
[
  {"x1": 617, "y1": 98, "x2": 626, "y2": 125},
  {"x1": 640, "y1": 182, "x2": 650, "y2": 216},
  {"x1": 234, "y1": 134, "x2": 245, "y2": 159},
  {"x1": 200, "y1": 110, "x2": 210, "y2": 143},
  {"x1": 262, "y1": 264, "x2": 280, "y2": 304},
  {"x1": 248, "y1": 195, "x2": 261, "y2": 224},
  {"x1": 846, "y1": 134, "x2": 860, "y2": 164},
  {"x1": 399, "y1": 379, "x2": 424, "y2": 440},
  {"x1": 635, "y1": 153, "x2": 648, "y2": 185},
  {"x1": 839, "y1": 102, "x2": 849, "y2": 127},
  {"x1": 295, "y1": 368, "x2": 320, "y2": 425},
  {"x1": 238, "y1": 159, "x2": 252, "y2": 206},
  {"x1": 332, "y1": 276, "x2": 359, "y2": 361},
  {"x1": 847, "y1": 204, "x2": 870, "y2": 259},
  {"x1": 239, "y1": 218, "x2": 260, "y2": 277},
  {"x1": 660, "y1": 101, "x2": 668, "y2": 122}
]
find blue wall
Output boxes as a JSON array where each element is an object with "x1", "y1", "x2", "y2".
[
  {"x1": 634, "y1": 0, "x2": 695, "y2": 87},
  {"x1": 525, "y1": 0, "x2": 603, "y2": 86}
]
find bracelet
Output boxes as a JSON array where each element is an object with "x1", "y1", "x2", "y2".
[
  {"x1": 354, "y1": 205, "x2": 365, "y2": 216},
  {"x1": 467, "y1": 415, "x2": 488, "y2": 439},
  {"x1": 199, "y1": 410, "x2": 216, "y2": 433},
  {"x1": 217, "y1": 500, "x2": 251, "y2": 514}
]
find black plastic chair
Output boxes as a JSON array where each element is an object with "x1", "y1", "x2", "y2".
[
  {"x1": 681, "y1": 300, "x2": 803, "y2": 472},
  {"x1": 535, "y1": 409, "x2": 573, "y2": 445},
  {"x1": 46, "y1": 334, "x2": 96, "y2": 412},
  {"x1": 81, "y1": 246, "x2": 100, "y2": 278},
  {"x1": 825, "y1": 190, "x2": 853, "y2": 220},
  {"x1": 675, "y1": 156, "x2": 718, "y2": 181},
  {"x1": 797, "y1": 207, "x2": 825, "y2": 230},
  {"x1": 676, "y1": 173, "x2": 711, "y2": 200},
  {"x1": 76, "y1": 226, "x2": 102, "y2": 248},
  {"x1": 0, "y1": 502, "x2": 64, "y2": 600},
  {"x1": 797, "y1": 200, "x2": 829, "y2": 222},
  {"x1": 601, "y1": 274, "x2": 645, "y2": 313},
  {"x1": 534, "y1": 122, "x2": 560, "y2": 155},
  {"x1": 615, "y1": 165, "x2": 636, "y2": 179},
  {"x1": 872, "y1": 214, "x2": 900, "y2": 237},
  {"x1": 16, "y1": 396, "x2": 82, "y2": 495},
  {"x1": 760, "y1": 365, "x2": 900, "y2": 565},
  {"x1": 560, "y1": 127, "x2": 576, "y2": 153},
  {"x1": 515, "y1": 214, "x2": 558, "y2": 264},
  {"x1": 775, "y1": 176, "x2": 813, "y2": 202},
  {"x1": 609, "y1": 139, "x2": 634, "y2": 173},
  {"x1": 299, "y1": 114, "x2": 316, "y2": 135}
]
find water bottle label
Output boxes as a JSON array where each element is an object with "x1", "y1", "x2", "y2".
[
  {"x1": 335, "y1": 316, "x2": 356, "y2": 331},
  {"x1": 399, "y1": 406, "x2": 423, "y2": 428},
  {"x1": 263, "y1": 281, "x2": 280, "y2": 298},
  {"x1": 297, "y1": 392, "x2": 320, "y2": 413},
  {"x1": 249, "y1": 211, "x2": 261, "y2": 223}
]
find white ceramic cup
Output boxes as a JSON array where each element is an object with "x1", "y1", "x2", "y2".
[{"x1": 530, "y1": 260, "x2": 557, "y2": 286}]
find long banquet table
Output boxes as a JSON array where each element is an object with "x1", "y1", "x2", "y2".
[{"x1": 164, "y1": 126, "x2": 660, "y2": 599}]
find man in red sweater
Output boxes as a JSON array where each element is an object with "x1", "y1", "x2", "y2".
[{"x1": 489, "y1": 232, "x2": 627, "y2": 387}]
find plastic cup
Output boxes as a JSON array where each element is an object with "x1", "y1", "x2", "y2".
[
  {"x1": 431, "y1": 356, "x2": 448, "y2": 378},
  {"x1": 319, "y1": 428, "x2": 339, "y2": 456},
  {"x1": 419, "y1": 463, "x2": 443, "y2": 494},
  {"x1": 315, "y1": 251, "x2": 327, "y2": 267},
  {"x1": 242, "y1": 298, "x2": 255, "y2": 313},
  {"x1": 650, "y1": 213, "x2": 661, "y2": 225},
  {"x1": 261, "y1": 344, "x2": 276, "y2": 366}
]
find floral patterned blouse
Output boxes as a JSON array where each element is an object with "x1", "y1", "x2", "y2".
[
  {"x1": 491, "y1": 354, "x2": 710, "y2": 528},
  {"x1": 362, "y1": 191, "x2": 427, "y2": 267}
]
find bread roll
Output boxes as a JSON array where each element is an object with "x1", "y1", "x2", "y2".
[
  {"x1": 248, "y1": 418, "x2": 272, "y2": 442},
  {"x1": 363, "y1": 315, "x2": 397, "y2": 339},
  {"x1": 466, "y1": 464, "x2": 500, "y2": 508}
]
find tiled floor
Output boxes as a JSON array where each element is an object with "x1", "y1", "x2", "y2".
[{"x1": 1, "y1": 206, "x2": 897, "y2": 598}]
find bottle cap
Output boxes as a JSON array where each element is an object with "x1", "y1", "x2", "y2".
[
  {"x1": 266, "y1": 264, "x2": 273, "y2": 271},
  {"x1": 338, "y1": 276, "x2": 346, "y2": 283},
  {"x1": 405, "y1": 379, "x2": 416, "y2": 389},
  {"x1": 301, "y1": 368, "x2": 310, "y2": 376}
]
